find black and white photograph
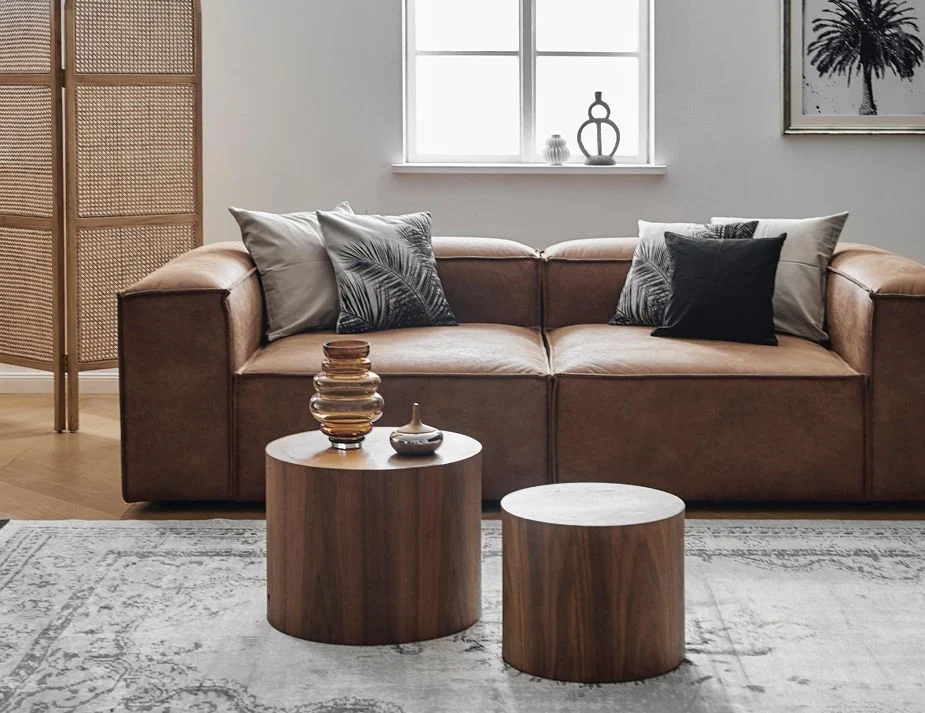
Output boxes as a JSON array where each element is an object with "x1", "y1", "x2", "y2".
[{"x1": 785, "y1": 0, "x2": 925, "y2": 132}]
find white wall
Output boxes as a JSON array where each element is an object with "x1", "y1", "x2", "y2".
[
  {"x1": 0, "y1": 365, "x2": 117, "y2": 394},
  {"x1": 203, "y1": 0, "x2": 925, "y2": 261}
]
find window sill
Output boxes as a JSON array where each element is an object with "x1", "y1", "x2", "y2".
[{"x1": 391, "y1": 162, "x2": 667, "y2": 176}]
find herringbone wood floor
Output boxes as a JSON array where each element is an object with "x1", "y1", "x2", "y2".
[{"x1": 0, "y1": 394, "x2": 922, "y2": 521}]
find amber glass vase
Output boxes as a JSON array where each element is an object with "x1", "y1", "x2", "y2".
[{"x1": 310, "y1": 340, "x2": 385, "y2": 450}]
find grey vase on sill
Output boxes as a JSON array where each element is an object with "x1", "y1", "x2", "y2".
[
  {"x1": 577, "y1": 91, "x2": 621, "y2": 166},
  {"x1": 543, "y1": 134, "x2": 570, "y2": 166}
]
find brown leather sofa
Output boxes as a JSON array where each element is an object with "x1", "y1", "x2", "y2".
[{"x1": 120, "y1": 236, "x2": 925, "y2": 503}]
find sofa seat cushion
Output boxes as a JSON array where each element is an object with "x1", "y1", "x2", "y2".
[
  {"x1": 241, "y1": 324, "x2": 550, "y2": 376},
  {"x1": 547, "y1": 325, "x2": 866, "y2": 502},
  {"x1": 235, "y1": 324, "x2": 551, "y2": 502},
  {"x1": 549, "y1": 325, "x2": 859, "y2": 377}
]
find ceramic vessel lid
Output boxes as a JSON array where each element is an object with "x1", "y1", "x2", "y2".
[{"x1": 394, "y1": 403, "x2": 439, "y2": 435}]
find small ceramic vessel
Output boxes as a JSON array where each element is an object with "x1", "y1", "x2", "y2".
[
  {"x1": 543, "y1": 134, "x2": 570, "y2": 166},
  {"x1": 389, "y1": 403, "x2": 444, "y2": 456}
]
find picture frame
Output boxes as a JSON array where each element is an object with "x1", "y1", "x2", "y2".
[{"x1": 783, "y1": 0, "x2": 925, "y2": 134}]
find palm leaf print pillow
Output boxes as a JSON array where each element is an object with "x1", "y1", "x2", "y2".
[{"x1": 317, "y1": 211, "x2": 458, "y2": 334}]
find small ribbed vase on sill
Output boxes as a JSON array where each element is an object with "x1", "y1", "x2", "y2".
[
  {"x1": 543, "y1": 134, "x2": 570, "y2": 166},
  {"x1": 310, "y1": 340, "x2": 385, "y2": 450}
]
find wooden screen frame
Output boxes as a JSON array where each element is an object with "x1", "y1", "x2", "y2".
[
  {"x1": 63, "y1": 0, "x2": 203, "y2": 431},
  {"x1": 0, "y1": 0, "x2": 67, "y2": 431}
]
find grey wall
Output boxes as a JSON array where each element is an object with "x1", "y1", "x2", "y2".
[{"x1": 202, "y1": 0, "x2": 925, "y2": 261}]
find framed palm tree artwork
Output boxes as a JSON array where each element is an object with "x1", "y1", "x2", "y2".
[{"x1": 784, "y1": 0, "x2": 925, "y2": 133}]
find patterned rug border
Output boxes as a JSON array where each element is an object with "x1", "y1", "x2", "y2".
[{"x1": 1, "y1": 517, "x2": 924, "y2": 532}]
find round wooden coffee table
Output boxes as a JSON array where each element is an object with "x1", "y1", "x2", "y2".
[
  {"x1": 265, "y1": 427, "x2": 482, "y2": 645},
  {"x1": 501, "y1": 482, "x2": 685, "y2": 682}
]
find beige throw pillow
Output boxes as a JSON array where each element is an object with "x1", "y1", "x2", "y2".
[
  {"x1": 712, "y1": 213, "x2": 849, "y2": 342},
  {"x1": 230, "y1": 201, "x2": 353, "y2": 341}
]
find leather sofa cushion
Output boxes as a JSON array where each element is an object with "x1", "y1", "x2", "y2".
[
  {"x1": 549, "y1": 325, "x2": 859, "y2": 377},
  {"x1": 548, "y1": 325, "x2": 866, "y2": 502},
  {"x1": 433, "y1": 237, "x2": 542, "y2": 327},
  {"x1": 543, "y1": 238, "x2": 637, "y2": 328},
  {"x1": 434, "y1": 236, "x2": 537, "y2": 259},
  {"x1": 234, "y1": 324, "x2": 551, "y2": 501},
  {"x1": 544, "y1": 237, "x2": 638, "y2": 262},
  {"x1": 241, "y1": 324, "x2": 550, "y2": 376},
  {"x1": 130, "y1": 237, "x2": 543, "y2": 327}
]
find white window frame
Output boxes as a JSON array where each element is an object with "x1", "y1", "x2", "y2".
[{"x1": 402, "y1": 0, "x2": 653, "y2": 165}]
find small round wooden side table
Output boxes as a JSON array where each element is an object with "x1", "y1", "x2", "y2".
[
  {"x1": 265, "y1": 428, "x2": 482, "y2": 645},
  {"x1": 501, "y1": 482, "x2": 685, "y2": 683}
]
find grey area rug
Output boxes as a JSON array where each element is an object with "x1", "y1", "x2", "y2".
[{"x1": 1, "y1": 520, "x2": 923, "y2": 713}]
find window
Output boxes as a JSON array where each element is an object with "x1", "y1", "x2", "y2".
[{"x1": 403, "y1": 0, "x2": 652, "y2": 165}]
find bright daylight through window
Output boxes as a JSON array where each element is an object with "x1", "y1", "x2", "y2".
[{"x1": 404, "y1": 0, "x2": 651, "y2": 165}]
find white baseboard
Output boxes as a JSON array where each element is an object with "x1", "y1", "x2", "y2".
[{"x1": 0, "y1": 368, "x2": 119, "y2": 395}]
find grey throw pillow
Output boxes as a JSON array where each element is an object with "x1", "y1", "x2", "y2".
[
  {"x1": 317, "y1": 211, "x2": 458, "y2": 334},
  {"x1": 711, "y1": 213, "x2": 849, "y2": 342},
  {"x1": 610, "y1": 220, "x2": 759, "y2": 326},
  {"x1": 230, "y1": 201, "x2": 353, "y2": 341}
]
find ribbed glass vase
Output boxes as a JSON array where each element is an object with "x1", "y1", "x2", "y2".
[{"x1": 310, "y1": 340, "x2": 385, "y2": 450}]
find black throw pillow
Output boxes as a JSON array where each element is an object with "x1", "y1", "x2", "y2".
[{"x1": 651, "y1": 232, "x2": 786, "y2": 346}]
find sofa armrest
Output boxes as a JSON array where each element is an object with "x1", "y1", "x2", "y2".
[
  {"x1": 826, "y1": 243, "x2": 925, "y2": 501},
  {"x1": 119, "y1": 242, "x2": 264, "y2": 502},
  {"x1": 829, "y1": 243, "x2": 925, "y2": 297}
]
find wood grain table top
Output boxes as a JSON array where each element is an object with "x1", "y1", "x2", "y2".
[{"x1": 265, "y1": 427, "x2": 482, "y2": 472}]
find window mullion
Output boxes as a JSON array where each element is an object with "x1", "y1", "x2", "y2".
[
  {"x1": 643, "y1": 0, "x2": 653, "y2": 163},
  {"x1": 520, "y1": 0, "x2": 536, "y2": 162},
  {"x1": 405, "y1": 0, "x2": 417, "y2": 162}
]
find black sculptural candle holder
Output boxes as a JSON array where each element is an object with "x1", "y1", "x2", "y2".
[{"x1": 577, "y1": 91, "x2": 621, "y2": 166}]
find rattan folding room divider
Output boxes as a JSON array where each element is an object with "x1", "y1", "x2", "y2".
[{"x1": 0, "y1": 0, "x2": 202, "y2": 431}]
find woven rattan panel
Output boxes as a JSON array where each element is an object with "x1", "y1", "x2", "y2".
[
  {"x1": 67, "y1": 0, "x2": 201, "y2": 373},
  {"x1": 74, "y1": 84, "x2": 195, "y2": 218},
  {"x1": 0, "y1": 0, "x2": 52, "y2": 74},
  {"x1": 0, "y1": 227, "x2": 54, "y2": 363},
  {"x1": 76, "y1": 224, "x2": 196, "y2": 363},
  {"x1": 0, "y1": 0, "x2": 59, "y2": 373},
  {"x1": 74, "y1": 0, "x2": 194, "y2": 75},
  {"x1": 0, "y1": 85, "x2": 55, "y2": 218}
]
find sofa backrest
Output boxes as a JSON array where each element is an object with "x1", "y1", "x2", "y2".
[
  {"x1": 434, "y1": 237, "x2": 542, "y2": 327},
  {"x1": 542, "y1": 238, "x2": 637, "y2": 328}
]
